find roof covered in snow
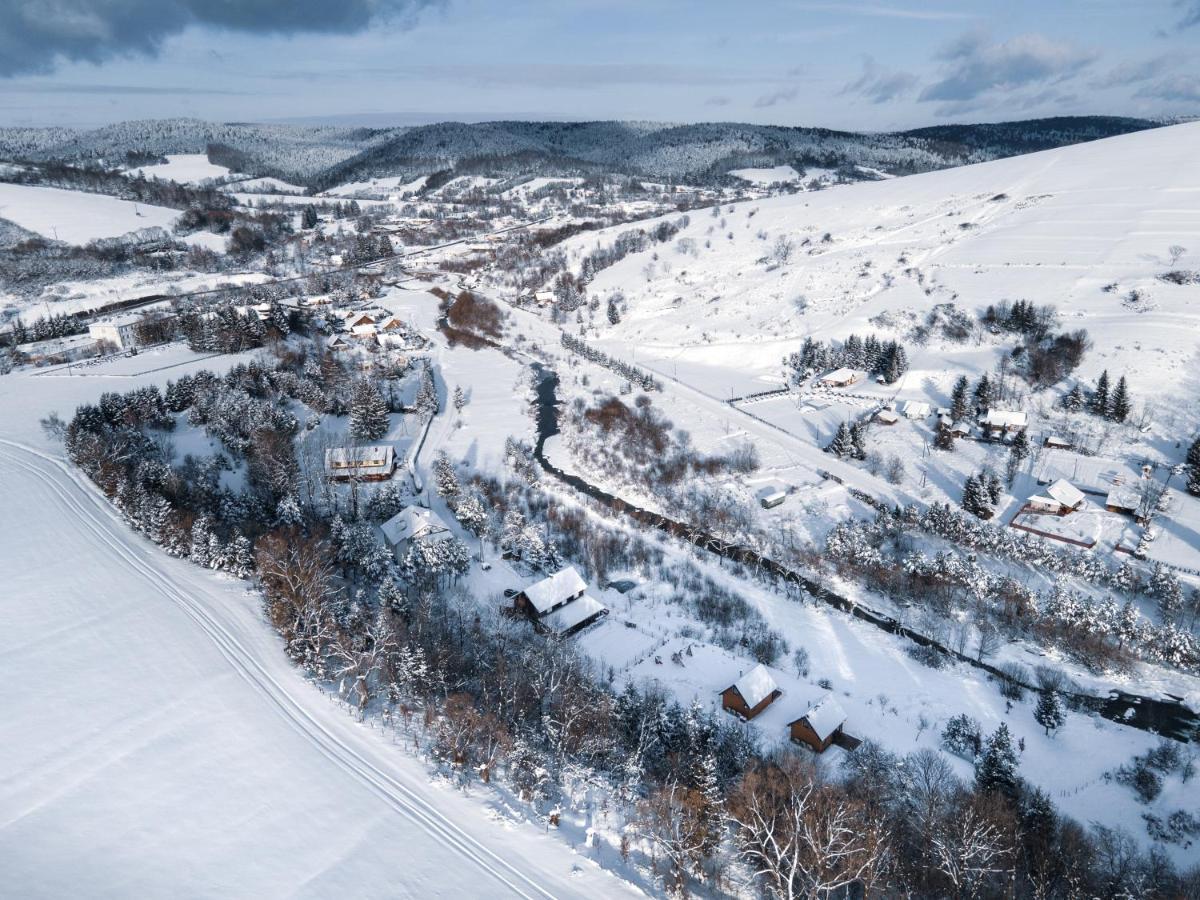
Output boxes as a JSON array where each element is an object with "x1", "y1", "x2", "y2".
[
  {"x1": 1106, "y1": 484, "x2": 1141, "y2": 510},
  {"x1": 730, "y1": 664, "x2": 779, "y2": 709},
  {"x1": 1046, "y1": 479, "x2": 1086, "y2": 509},
  {"x1": 818, "y1": 367, "x2": 860, "y2": 384},
  {"x1": 521, "y1": 566, "x2": 588, "y2": 615},
  {"x1": 380, "y1": 506, "x2": 450, "y2": 548},
  {"x1": 539, "y1": 594, "x2": 607, "y2": 635},
  {"x1": 982, "y1": 409, "x2": 1028, "y2": 428},
  {"x1": 795, "y1": 696, "x2": 846, "y2": 741},
  {"x1": 901, "y1": 401, "x2": 931, "y2": 418}
]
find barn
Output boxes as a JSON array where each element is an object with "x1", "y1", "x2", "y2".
[
  {"x1": 720, "y1": 664, "x2": 782, "y2": 721},
  {"x1": 789, "y1": 697, "x2": 848, "y2": 753}
]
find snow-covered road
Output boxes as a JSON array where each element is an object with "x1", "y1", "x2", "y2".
[{"x1": 0, "y1": 362, "x2": 638, "y2": 898}]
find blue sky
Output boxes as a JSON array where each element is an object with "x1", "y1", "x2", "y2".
[{"x1": 1, "y1": 0, "x2": 1198, "y2": 129}]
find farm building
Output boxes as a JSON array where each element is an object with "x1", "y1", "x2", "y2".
[
  {"x1": 380, "y1": 506, "x2": 451, "y2": 562},
  {"x1": 1044, "y1": 435, "x2": 1072, "y2": 450},
  {"x1": 720, "y1": 664, "x2": 782, "y2": 721},
  {"x1": 817, "y1": 367, "x2": 863, "y2": 388},
  {"x1": 324, "y1": 445, "x2": 395, "y2": 481},
  {"x1": 534, "y1": 290, "x2": 556, "y2": 306},
  {"x1": 980, "y1": 409, "x2": 1028, "y2": 440},
  {"x1": 1106, "y1": 484, "x2": 1142, "y2": 517},
  {"x1": 789, "y1": 696, "x2": 850, "y2": 753},
  {"x1": 874, "y1": 409, "x2": 899, "y2": 426},
  {"x1": 1027, "y1": 479, "x2": 1086, "y2": 515},
  {"x1": 901, "y1": 401, "x2": 931, "y2": 420}
]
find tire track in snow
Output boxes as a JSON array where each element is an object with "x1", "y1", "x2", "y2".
[{"x1": 0, "y1": 439, "x2": 559, "y2": 900}]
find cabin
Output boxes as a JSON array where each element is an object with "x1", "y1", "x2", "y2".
[
  {"x1": 326, "y1": 334, "x2": 351, "y2": 352},
  {"x1": 1027, "y1": 478, "x2": 1086, "y2": 516},
  {"x1": 1106, "y1": 484, "x2": 1141, "y2": 517},
  {"x1": 380, "y1": 506, "x2": 451, "y2": 562},
  {"x1": 1044, "y1": 435, "x2": 1072, "y2": 450},
  {"x1": 324, "y1": 444, "x2": 395, "y2": 481},
  {"x1": 949, "y1": 420, "x2": 974, "y2": 438},
  {"x1": 720, "y1": 664, "x2": 782, "y2": 721},
  {"x1": 902, "y1": 400, "x2": 931, "y2": 420},
  {"x1": 534, "y1": 290, "x2": 556, "y2": 306},
  {"x1": 789, "y1": 697, "x2": 848, "y2": 753},
  {"x1": 351, "y1": 322, "x2": 378, "y2": 339},
  {"x1": 513, "y1": 566, "x2": 607, "y2": 636},
  {"x1": 343, "y1": 312, "x2": 377, "y2": 332},
  {"x1": 980, "y1": 409, "x2": 1028, "y2": 440},
  {"x1": 874, "y1": 409, "x2": 899, "y2": 426},
  {"x1": 817, "y1": 367, "x2": 863, "y2": 388},
  {"x1": 377, "y1": 315, "x2": 405, "y2": 333},
  {"x1": 757, "y1": 486, "x2": 787, "y2": 509}
]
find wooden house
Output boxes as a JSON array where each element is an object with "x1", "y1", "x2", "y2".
[
  {"x1": 980, "y1": 409, "x2": 1028, "y2": 441},
  {"x1": 789, "y1": 697, "x2": 847, "y2": 753},
  {"x1": 874, "y1": 409, "x2": 899, "y2": 426},
  {"x1": 817, "y1": 367, "x2": 863, "y2": 388},
  {"x1": 720, "y1": 664, "x2": 782, "y2": 721},
  {"x1": 1027, "y1": 478, "x2": 1086, "y2": 516},
  {"x1": 324, "y1": 444, "x2": 395, "y2": 482},
  {"x1": 513, "y1": 566, "x2": 607, "y2": 637}
]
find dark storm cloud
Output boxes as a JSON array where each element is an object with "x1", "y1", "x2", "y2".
[
  {"x1": 918, "y1": 32, "x2": 1097, "y2": 103},
  {"x1": 0, "y1": 0, "x2": 440, "y2": 77}
]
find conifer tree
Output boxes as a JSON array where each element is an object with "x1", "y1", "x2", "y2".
[
  {"x1": 1062, "y1": 384, "x2": 1084, "y2": 411},
  {"x1": 1034, "y1": 690, "x2": 1065, "y2": 737},
  {"x1": 1091, "y1": 370, "x2": 1110, "y2": 416},
  {"x1": 934, "y1": 419, "x2": 955, "y2": 451},
  {"x1": 1109, "y1": 376, "x2": 1130, "y2": 423},
  {"x1": 350, "y1": 380, "x2": 390, "y2": 441},
  {"x1": 976, "y1": 722, "x2": 1019, "y2": 797},
  {"x1": 973, "y1": 374, "x2": 992, "y2": 410},
  {"x1": 950, "y1": 375, "x2": 970, "y2": 421},
  {"x1": 827, "y1": 421, "x2": 854, "y2": 458}
]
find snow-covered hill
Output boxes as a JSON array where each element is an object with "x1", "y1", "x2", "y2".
[{"x1": 564, "y1": 121, "x2": 1200, "y2": 410}]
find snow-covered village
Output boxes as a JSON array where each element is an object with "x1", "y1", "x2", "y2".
[{"x1": 2, "y1": 4, "x2": 1200, "y2": 898}]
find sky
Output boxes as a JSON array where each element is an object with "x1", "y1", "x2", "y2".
[{"x1": 0, "y1": 0, "x2": 1198, "y2": 130}]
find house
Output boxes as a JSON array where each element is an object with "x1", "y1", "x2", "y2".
[
  {"x1": 380, "y1": 506, "x2": 451, "y2": 561},
  {"x1": 534, "y1": 290, "x2": 556, "y2": 306},
  {"x1": 377, "y1": 315, "x2": 405, "y2": 333},
  {"x1": 351, "y1": 322, "x2": 378, "y2": 339},
  {"x1": 1106, "y1": 484, "x2": 1141, "y2": 517},
  {"x1": 980, "y1": 409, "x2": 1028, "y2": 440},
  {"x1": 789, "y1": 697, "x2": 848, "y2": 753},
  {"x1": 514, "y1": 566, "x2": 587, "y2": 618},
  {"x1": 343, "y1": 312, "x2": 377, "y2": 332},
  {"x1": 1027, "y1": 478, "x2": 1086, "y2": 515},
  {"x1": 1044, "y1": 435, "x2": 1072, "y2": 450},
  {"x1": 901, "y1": 400, "x2": 931, "y2": 420},
  {"x1": 513, "y1": 566, "x2": 608, "y2": 637},
  {"x1": 326, "y1": 334, "x2": 351, "y2": 352},
  {"x1": 757, "y1": 486, "x2": 787, "y2": 509},
  {"x1": 720, "y1": 664, "x2": 782, "y2": 721},
  {"x1": 324, "y1": 444, "x2": 395, "y2": 481},
  {"x1": 950, "y1": 420, "x2": 974, "y2": 438},
  {"x1": 88, "y1": 313, "x2": 144, "y2": 351},
  {"x1": 874, "y1": 409, "x2": 900, "y2": 426},
  {"x1": 817, "y1": 367, "x2": 863, "y2": 388}
]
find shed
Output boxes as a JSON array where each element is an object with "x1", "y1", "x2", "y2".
[
  {"x1": 1044, "y1": 435, "x2": 1072, "y2": 450},
  {"x1": 757, "y1": 486, "x2": 788, "y2": 509},
  {"x1": 720, "y1": 664, "x2": 782, "y2": 721},
  {"x1": 789, "y1": 697, "x2": 847, "y2": 753}
]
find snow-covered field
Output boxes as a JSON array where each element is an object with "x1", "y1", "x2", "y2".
[
  {"x1": 0, "y1": 182, "x2": 179, "y2": 245},
  {"x1": 0, "y1": 348, "x2": 638, "y2": 899},
  {"x1": 134, "y1": 154, "x2": 233, "y2": 184},
  {"x1": 728, "y1": 165, "x2": 800, "y2": 184}
]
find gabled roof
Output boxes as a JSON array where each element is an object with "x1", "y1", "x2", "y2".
[
  {"x1": 819, "y1": 367, "x2": 860, "y2": 384},
  {"x1": 539, "y1": 594, "x2": 607, "y2": 635},
  {"x1": 901, "y1": 400, "x2": 931, "y2": 418},
  {"x1": 521, "y1": 566, "x2": 587, "y2": 615},
  {"x1": 380, "y1": 506, "x2": 451, "y2": 548},
  {"x1": 729, "y1": 664, "x2": 779, "y2": 709},
  {"x1": 1106, "y1": 484, "x2": 1141, "y2": 510},
  {"x1": 1046, "y1": 478, "x2": 1085, "y2": 509},
  {"x1": 792, "y1": 696, "x2": 846, "y2": 741}
]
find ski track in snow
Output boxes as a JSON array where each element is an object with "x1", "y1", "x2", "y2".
[{"x1": 0, "y1": 438, "x2": 562, "y2": 900}]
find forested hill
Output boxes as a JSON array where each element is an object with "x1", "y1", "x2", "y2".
[{"x1": 0, "y1": 115, "x2": 1162, "y2": 188}]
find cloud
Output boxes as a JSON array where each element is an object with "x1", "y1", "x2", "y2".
[
  {"x1": 1135, "y1": 74, "x2": 1200, "y2": 102},
  {"x1": 705, "y1": 96, "x2": 732, "y2": 107},
  {"x1": 0, "y1": 0, "x2": 441, "y2": 77},
  {"x1": 792, "y1": 3, "x2": 972, "y2": 21},
  {"x1": 840, "y1": 56, "x2": 917, "y2": 103},
  {"x1": 8, "y1": 82, "x2": 248, "y2": 95},
  {"x1": 754, "y1": 86, "x2": 799, "y2": 108},
  {"x1": 919, "y1": 32, "x2": 1098, "y2": 103},
  {"x1": 1174, "y1": 1, "x2": 1200, "y2": 30},
  {"x1": 1090, "y1": 55, "x2": 1179, "y2": 89}
]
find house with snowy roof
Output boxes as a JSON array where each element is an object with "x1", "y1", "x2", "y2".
[
  {"x1": 513, "y1": 566, "x2": 607, "y2": 637},
  {"x1": 720, "y1": 664, "x2": 782, "y2": 721},
  {"x1": 324, "y1": 445, "x2": 394, "y2": 481},
  {"x1": 817, "y1": 367, "x2": 863, "y2": 388},
  {"x1": 980, "y1": 409, "x2": 1028, "y2": 440},
  {"x1": 380, "y1": 506, "x2": 451, "y2": 562},
  {"x1": 1027, "y1": 478, "x2": 1086, "y2": 516},
  {"x1": 789, "y1": 696, "x2": 850, "y2": 753}
]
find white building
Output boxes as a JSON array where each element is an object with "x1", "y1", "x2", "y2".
[
  {"x1": 87, "y1": 313, "x2": 143, "y2": 351},
  {"x1": 1027, "y1": 478, "x2": 1086, "y2": 515}
]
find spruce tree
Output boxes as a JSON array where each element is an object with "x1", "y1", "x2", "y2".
[
  {"x1": 1109, "y1": 376, "x2": 1130, "y2": 422},
  {"x1": 1062, "y1": 384, "x2": 1084, "y2": 412},
  {"x1": 976, "y1": 722, "x2": 1019, "y2": 797},
  {"x1": 350, "y1": 380, "x2": 390, "y2": 442},
  {"x1": 934, "y1": 419, "x2": 955, "y2": 451},
  {"x1": 973, "y1": 374, "x2": 992, "y2": 411},
  {"x1": 1034, "y1": 690, "x2": 1065, "y2": 737},
  {"x1": 849, "y1": 420, "x2": 868, "y2": 459},
  {"x1": 950, "y1": 375, "x2": 970, "y2": 421},
  {"x1": 827, "y1": 422, "x2": 854, "y2": 458},
  {"x1": 1187, "y1": 435, "x2": 1200, "y2": 471},
  {"x1": 1091, "y1": 370, "x2": 1110, "y2": 416}
]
